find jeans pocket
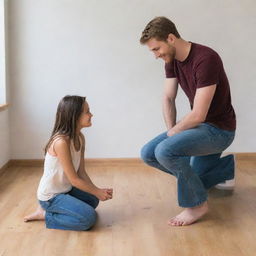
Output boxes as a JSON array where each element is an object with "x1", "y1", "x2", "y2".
[
  {"x1": 222, "y1": 131, "x2": 235, "y2": 148},
  {"x1": 206, "y1": 124, "x2": 220, "y2": 135},
  {"x1": 206, "y1": 124, "x2": 235, "y2": 150}
]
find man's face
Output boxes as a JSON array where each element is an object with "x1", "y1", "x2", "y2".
[{"x1": 146, "y1": 38, "x2": 176, "y2": 63}]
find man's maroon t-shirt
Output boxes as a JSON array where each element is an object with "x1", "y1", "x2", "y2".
[{"x1": 165, "y1": 42, "x2": 236, "y2": 131}]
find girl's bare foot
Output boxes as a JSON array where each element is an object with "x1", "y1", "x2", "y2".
[
  {"x1": 24, "y1": 205, "x2": 45, "y2": 222},
  {"x1": 168, "y1": 201, "x2": 208, "y2": 226}
]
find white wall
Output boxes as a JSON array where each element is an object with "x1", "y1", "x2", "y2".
[{"x1": 7, "y1": 0, "x2": 256, "y2": 159}]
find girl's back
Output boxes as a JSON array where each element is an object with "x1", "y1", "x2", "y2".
[{"x1": 37, "y1": 136, "x2": 81, "y2": 201}]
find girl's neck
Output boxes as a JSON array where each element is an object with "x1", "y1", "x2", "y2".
[
  {"x1": 73, "y1": 133, "x2": 81, "y2": 151},
  {"x1": 76, "y1": 127, "x2": 82, "y2": 135}
]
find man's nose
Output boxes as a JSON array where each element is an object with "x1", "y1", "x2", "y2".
[{"x1": 154, "y1": 52, "x2": 160, "y2": 59}]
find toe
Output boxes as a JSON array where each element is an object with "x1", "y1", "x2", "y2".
[{"x1": 176, "y1": 220, "x2": 183, "y2": 226}]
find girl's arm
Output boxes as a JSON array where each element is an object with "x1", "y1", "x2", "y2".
[
  {"x1": 53, "y1": 137, "x2": 112, "y2": 201},
  {"x1": 77, "y1": 133, "x2": 113, "y2": 199},
  {"x1": 77, "y1": 133, "x2": 95, "y2": 185}
]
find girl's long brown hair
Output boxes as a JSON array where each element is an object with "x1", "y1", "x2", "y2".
[{"x1": 44, "y1": 95, "x2": 86, "y2": 155}]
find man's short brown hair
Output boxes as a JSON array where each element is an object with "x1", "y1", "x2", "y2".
[{"x1": 140, "y1": 16, "x2": 180, "y2": 44}]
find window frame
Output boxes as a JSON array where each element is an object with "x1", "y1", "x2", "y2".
[{"x1": 0, "y1": 0, "x2": 8, "y2": 109}]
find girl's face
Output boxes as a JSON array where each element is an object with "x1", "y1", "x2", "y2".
[{"x1": 78, "y1": 101, "x2": 93, "y2": 129}]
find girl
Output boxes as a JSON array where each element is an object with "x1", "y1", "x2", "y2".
[{"x1": 24, "y1": 95, "x2": 113, "y2": 230}]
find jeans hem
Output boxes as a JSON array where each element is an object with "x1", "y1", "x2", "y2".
[{"x1": 179, "y1": 197, "x2": 208, "y2": 208}]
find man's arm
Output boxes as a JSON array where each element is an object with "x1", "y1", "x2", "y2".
[
  {"x1": 167, "y1": 84, "x2": 217, "y2": 136},
  {"x1": 163, "y1": 78, "x2": 178, "y2": 130}
]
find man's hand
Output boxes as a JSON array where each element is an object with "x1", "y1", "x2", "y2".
[{"x1": 167, "y1": 128, "x2": 177, "y2": 137}]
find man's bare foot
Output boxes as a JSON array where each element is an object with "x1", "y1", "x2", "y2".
[
  {"x1": 168, "y1": 201, "x2": 208, "y2": 226},
  {"x1": 24, "y1": 205, "x2": 45, "y2": 222}
]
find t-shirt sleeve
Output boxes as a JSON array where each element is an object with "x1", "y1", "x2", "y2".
[
  {"x1": 165, "y1": 62, "x2": 176, "y2": 78},
  {"x1": 195, "y1": 53, "x2": 221, "y2": 88}
]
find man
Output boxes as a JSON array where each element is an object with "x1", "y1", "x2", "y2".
[{"x1": 140, "y1": 17, "x2": 236, "y2": 226}]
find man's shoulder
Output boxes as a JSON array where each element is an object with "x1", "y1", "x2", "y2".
[
  {"x1": 192, "y1": 42, "x2": 220, "y2": 58},
  {"x1": 191, "y1": 42, "x2": 222, "y2": 67}
]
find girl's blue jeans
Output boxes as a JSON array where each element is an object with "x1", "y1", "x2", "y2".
[
  {"x1": 39, "y1": 187, "x2": 99, "y2": 231},
  {"x1": 141, "y1": 123, "x2": 235, "y2": 208}
]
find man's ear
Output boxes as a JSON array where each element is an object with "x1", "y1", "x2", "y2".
[{"x1": 167, "y1": 33, "x2": 176, "y2": 45}]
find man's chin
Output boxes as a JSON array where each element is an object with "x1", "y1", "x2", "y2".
[{"x1": 164, "y1": 57, "x2": 174, "y2": 64}]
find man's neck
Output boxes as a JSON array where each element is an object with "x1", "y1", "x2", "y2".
[{"x1": 175, "y1": 39, "x2": 192, "y2": 62}]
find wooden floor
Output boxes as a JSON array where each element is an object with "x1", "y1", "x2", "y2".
[{"x1": 0, "y1": 159, "x2": 256, "y2": 256}]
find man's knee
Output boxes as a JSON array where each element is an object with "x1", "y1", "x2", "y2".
[
  {"x1": 154, "y1": 143, "x2": 177, "y2": 167},
  {"x1": 140, "y1": 143, "x2": 154, "y2": 164}
]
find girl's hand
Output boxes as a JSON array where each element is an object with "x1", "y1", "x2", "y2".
[{"x1": 95, "y1": 188, "x2": 113, "y2": 201}]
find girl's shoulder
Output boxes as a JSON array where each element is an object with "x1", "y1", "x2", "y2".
[
  {"x1": 52, "y1": 134, "x2": 71, "y2": 145},
  {"x1": 48, "y1": 135, "x2": 71, "y2": 156}
]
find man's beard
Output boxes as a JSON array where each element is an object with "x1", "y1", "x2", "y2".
[{"x1": 165, "y1": 47, "x2": 176, "y2": 63}]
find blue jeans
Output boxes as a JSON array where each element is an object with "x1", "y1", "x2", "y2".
[
  {"x1": 39, "y1": 187, "x2": 99, "y2": 231},
  {"x1": 141, "y1": 123, "x2": 235, "y2": 208}
]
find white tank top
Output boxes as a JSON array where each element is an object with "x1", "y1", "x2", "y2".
[{"x1": 37, "y1": 139, "x2": 81, "y2": 201}]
